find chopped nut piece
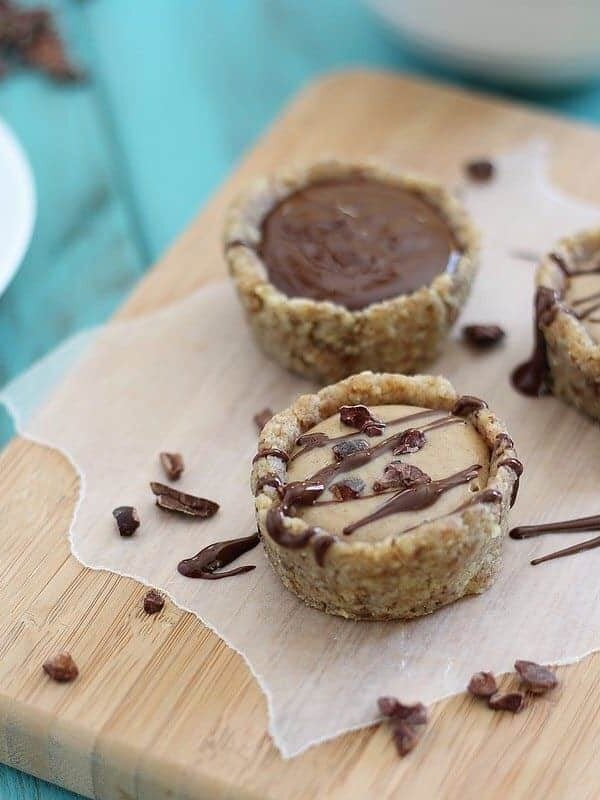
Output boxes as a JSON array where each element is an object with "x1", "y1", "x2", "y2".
[
  {"x1": 331, "y1": 438, "x2": 370, "y2": 462},
  {"x1": 391, "y1": 720, "x2": 419, "y2": 757},
  {"x1": 339, "y1": 404, "x2": 385, "y2": 436},
  {"x1": 112, "y1": 505, "x2": 140, "y2": 537},
  {"x1": 150, "y1": 482, "x2": 219, "y2": 518},
  {"x1": 468, "y1": 670, "x2": 498, "y2": 698},
  {"x1": 43, "y1": 652, "x2": 78, "y2": 683},
  {"x1": 159, "y1": 451, "x2": 185, "y2": 481},
  {"x1": 515, "y1": 660, "x2": 558, "y2": 693},
  {"x1": 330, "y1": 477, "x2": 366, "y2": 501},
  {"x1": 488, "y1": 691, "x2": 525, "y2": 713},
  {"x1": 373, "y1": 462, "x2": 431, "y2": 493},
  {"x1": 143, "y1": 589, "x2": 165, "y2": 615},
  {"x1": 465, "y1": 159, "x2": 494, "y2": 182},
  {"x1": 253, "y1": 407, "x2": 274, "y2": 431},
  {"x1": 392, "y1": 428, "x2": 426, "y2": 456},
  {"x1": 462, "y1": 324, "x2": 506, "y2": 348}
]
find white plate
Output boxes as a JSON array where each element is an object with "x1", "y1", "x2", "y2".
[{"x1": 0, "y1": 118, "x2": 35, "y2": 297}]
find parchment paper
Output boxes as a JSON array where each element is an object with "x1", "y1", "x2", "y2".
[{"x1": 2, "y1": 142, "x2": 600, "y2": 757}]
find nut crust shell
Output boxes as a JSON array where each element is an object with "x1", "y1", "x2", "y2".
[
  {"x1": 252, "y1": 372, "x2": 518, "y2": 620},
  {"x1": 537, "y1": 230, "x2": 600, "y2": 421},
  {"x1": 225, "y1": 161, "x2": 479, "y2": 383}
]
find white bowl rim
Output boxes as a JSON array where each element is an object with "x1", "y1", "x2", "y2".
[{"x1": 0, "y1": 117, "x2": 36, "y2": 298}]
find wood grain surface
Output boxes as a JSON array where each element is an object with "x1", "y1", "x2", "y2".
[{"x1": 1, "y1": 71, "x2": 600, "y2": 800}]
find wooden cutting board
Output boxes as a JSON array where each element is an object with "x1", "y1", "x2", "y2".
[{"x1": 2, "y1": 70, "x2": 600, "y2": 800}]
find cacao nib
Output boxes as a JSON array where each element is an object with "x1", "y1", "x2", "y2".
[
  {"x1": 339, "y1": 404, "x2": 385, "y2": 436},
  {"x1": 514, "y1": 660, "x2": 558, "y2": 694},
  {"x1": 332, "y1": 438, "x2": 370, "y2": 462},
  {"x1": 392, "y1": 428, "x2": 426, "y2": 456},
  {"x1": 330, "y1": 477, "x2": 366, "y2": 501},
  {"x1": 112, "y1": 506, "x2": 140, "y2": 537},
  {"x1": 373, "y1": 462, "x2": 431, "y2": 493},
  {"x1": 467, "y1": 671, "x2": 498, "y2": 698},
  {"x1": 143, "y1": 589, "x2": 165, "y2": 615},
  {"x1": 150, "y1": 482, "x2": 219, "y2": 518},
  {"x1": 159, "y1": 451, "x2": 184, "y2": 481},
  {"x1": 465, "y1": 159, "x2": 494, "y2": 182},
  {"x1": 43, "y1": 652, "x2": 78, "y2": 682},
  {"x1": 462, "y1": 324, "x2": 505, "y2": 348}
]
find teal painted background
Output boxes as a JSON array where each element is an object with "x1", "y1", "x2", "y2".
[{"x1": 1, "y1": 1, "x2": 600, "y2": 797}]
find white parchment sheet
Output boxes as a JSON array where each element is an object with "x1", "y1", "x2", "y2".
[{"x1": 2, "y1": 142, "x2": 600, "y2": 757}]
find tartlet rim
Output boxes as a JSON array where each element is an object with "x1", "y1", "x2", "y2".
[
  {"x1": 252, "y1": 371, "x2": 518, "y2": 563},
  {"x1": 536, "y1": 229, "x2": 600, "y2": 371},
  {"x1": 224, "y1": 158, "x2": 480, "y2": 318}
]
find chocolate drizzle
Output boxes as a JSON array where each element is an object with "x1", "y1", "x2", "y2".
[
  {"x1": 497, "y1": 457, "x2": 524, "y2": 508},
  {"x1": 291, "y1": 408, "x2": 439, "y2": 463},
  {"x1": 510, "y1": 515, "x2": 600, "y2": 566},
  {"x1": 252, "y1": 448, "x2": 290, "y2": 465},
  {"x1": 342, "y1": 465, "x2": 481, "y2": 535},
  {"x1": 452, "y1": 395, "x2": 488, "y2": 417},
  {"x1": 266, "y1": 508, "x2": 335, "y2": 566},
  {"x1": 177, "y1": 532, "x2": 260, "y2": 579},
  {"x1": 511, "y1": 287, "x2": 559, "y2": 396}
]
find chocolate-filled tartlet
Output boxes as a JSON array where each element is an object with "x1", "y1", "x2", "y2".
[
  {"x1": 225, "y1": 162, "x2": 479, "y2": 382},
  {"x1": 252, "y1": 372, "x2": 519, "y2": 620},
  {"x1": 517, "y1": 230, "x2": 600, "y2": 419}
]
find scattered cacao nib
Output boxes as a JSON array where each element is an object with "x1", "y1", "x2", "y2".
[
  {"x1": 112, "y1": 505, "x2": 140, "y2": 537},
  {"x1": 42, "y1": 652, "x2": 78, "y2": 683},
  {"x1": 465, "y1": 159, "x2": 494, "y2": 182},
  {"x1": 253, "y1": 407, "x2": 273, "y2": 431},
  {"x1": 330, "y1": 477, "x2": 365, "y2": 501},
  {"x1": 467, "y1": 671, "x2": 498, "y2": 698},
  {"x1": 391, "y1": 720, "x2": 419, "y2": 757},
  {"x1": 377, "y1": 696, "x2": 428, "y2": 758},
  {"x1": 150, "y1": 482, "x2": 219, "y2": 518},
  {"x1": 488, "y1": 691, "x2": 525, "y2": 713},
  {"x1": 462, "y1": 324, "x2": 506, "y2": 349},
  {"x1": 143, "y1": 589, "x2": 165, "y2": 615},
  {"x1": 378, "y1": 696, "x2": 401, "y2": 717},
  {"x1": 392, "y1": 428, "x2": 426, "y2": 456},
  {"x1": 339, "y1": 404, "x2": 386, "y2": 436},
  {"x1": 0, "y1": 1, "x2": 83, "y2": 83},
  {"x1": 514, "y1": 660, "x2": 558, "y2": 694},
  {"x1": 377, "y1": 697, "x2": 428, "y2": 725},
  {"x1": 159, "y1": 451, "x2": 184, "y2": 481},
  {"x1": 373, "y1": 462, "x2": 431, "y2": 493},
  {"x1": 332, "y1": 438, "x2": 370, "y2": 462}
]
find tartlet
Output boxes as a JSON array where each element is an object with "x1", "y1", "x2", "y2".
[
  {"x1": 252, "y1": 372, "x2": 520, "y2": 621},
  {"x1": 225, "y1": 161, "x2": 479, "y2": 383},
  {"x1": 517, "y1": 230, "x2": 600, "y2": 419}
]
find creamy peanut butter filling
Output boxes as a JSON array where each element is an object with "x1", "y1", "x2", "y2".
[{"x1": 285, "y1": 404, "x2": 490, "y2": 543}]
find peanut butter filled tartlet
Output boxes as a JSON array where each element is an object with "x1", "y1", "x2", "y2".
[
  {"x1": 225, "y1": 162, "x2": 479, "y2": 382},
  {"x1": 252, "y1": 372, "x2": 520, "y2": 620}
]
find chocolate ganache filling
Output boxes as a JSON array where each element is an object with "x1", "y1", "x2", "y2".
[{"x1": 258, "y1": 178, "x2": 462, "y2": 310}]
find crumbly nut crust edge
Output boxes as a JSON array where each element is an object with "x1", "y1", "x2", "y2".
[{"x1": 537, "y1": 229, "x2": 600, "y2": 373}]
